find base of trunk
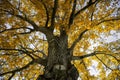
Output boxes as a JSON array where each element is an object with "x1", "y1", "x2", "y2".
[{"x1": 37, "y1": 64, "x2": 79, "y2": 80}]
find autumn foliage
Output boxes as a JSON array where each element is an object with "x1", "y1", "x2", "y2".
[{"x1": 0, "y1": 0, "x2": 120, "y2": 80}]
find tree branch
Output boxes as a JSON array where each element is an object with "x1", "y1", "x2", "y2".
[
  {"x1": 69, "y1": 29, "x2": 88, "y2": 52},
  {"x1": 8, "y1": 72, "x2": 15, "y2": 80},
  {"x1": 2, "y1": 9, "x2": 49, "y2": 34},
  {"x1": 72, "y1": 51, "x2": 120, "y2": 62},
  {"x1": 95, "y1": 55, "x2": 113, "y2": 70},
  {"x1": 74, "y1": 0, "x2": 99, "y2": 18},
  {"x1": 0, "y1": 27, "x2": 34, "y2": 34},
  {"x1": 0, "y1": 60, "x2": 34, "y2": 76},
  {"x1": 0, "y1": 48, "x2": 47, "y2": 76},
  {"x1": 68, "y1": 0, "x2": 77, "y2": 27},
  {"x1": 0, "y1": 48, "x2": 35, "y2": 60},
  {"x1": 0, "y1": 47, "x2": 47, "y2": 60},
  {"x1": 90, "y1": 0, "x2": 99, "y2": 21},
  {"x1": 30, "y1": 0, "x2": 49, "y2": 28},
  {"x1": 96, "y1": 17, "x2": 120, "y2": 25},
  {"x1": 41, "y1": 1, "x2": 49, "y2": 28},
  {"x1": 14, "y1": 13, "x2": 51, "y2": 35},
  {"x1": 50, "y1": 0, "x2": 58, "y2": 31},
  {"x1": 19, "y1": 45, "x2": 47, "y2": 58}
]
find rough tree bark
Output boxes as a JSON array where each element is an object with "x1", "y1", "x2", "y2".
[{"x1": 37, "y1": 29, "x2": 79, "y2": 80}]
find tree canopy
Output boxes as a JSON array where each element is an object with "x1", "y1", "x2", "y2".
[{"x1": 0, "y1": 0, "x2": 120, "y2": 80}]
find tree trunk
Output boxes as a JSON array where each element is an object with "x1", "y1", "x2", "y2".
[{"x1": 37, "y1": 30, "x2": 79, "y2": 80}]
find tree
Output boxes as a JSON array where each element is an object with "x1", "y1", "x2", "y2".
[{"x1": 0, "y1": 0, "x2": 120, "y2": 80}]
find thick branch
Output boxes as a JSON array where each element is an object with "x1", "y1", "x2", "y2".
[
  {"x1": 68, "y1": 0, "x2": 77, "y2": 27},
  {"x1": 14, "y1": 31, "x2": 33, "y2": 35},
  {"x1": 41, "y1": 1, "x2": 49, "y2": 28},
  {"x1": 15, "y1": 14, "x2": 43, "y2": 31},
  {"x1": 8, "y1": 72, "x2": 15, "y2": 80},
  {"x1": 19, "y1": 45, "x2": 47, "y2": 58},
  {"x1": 50, "y1": 0, "x2": 58, "y2": 31},
  {"x1": 30, "y1": 0, "x2": 49, "y2": 28},
  {"x1": 34, "y1": 58, "x2": 47, "y2": 66},
  {"x1": 2, "y1": 9, "x2": 49, "y2": 34}
]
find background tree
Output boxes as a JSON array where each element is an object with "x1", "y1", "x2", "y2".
[{"x1": 0, "y1": 0, "x2": 120, "y2": 80}]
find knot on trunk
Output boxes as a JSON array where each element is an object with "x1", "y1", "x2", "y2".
[{"x1": 54, "y1": 64, "x2": 66, "y2": 70}]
